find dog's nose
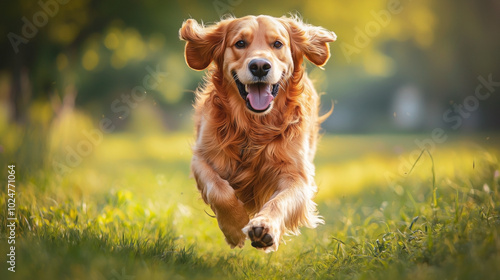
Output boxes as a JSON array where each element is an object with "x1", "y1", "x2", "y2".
[{"x1": 249, "y1": 59, "x2": 271, "y2": 78}]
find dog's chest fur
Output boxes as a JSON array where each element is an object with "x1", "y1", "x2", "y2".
[{"x1": 199, "y1": 113, "x2": 305, "y2": 213}]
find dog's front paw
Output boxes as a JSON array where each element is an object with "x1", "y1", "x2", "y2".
[
  {"x1": 243, "y1": 217, "x2": 281, "y2": 253},
  {"x1": 219, "y1": 211, "x2": 248, "y2": 249},
  {"x1": 222, "y1": 228, "x2": 247, "y2": 249},
  {"x1": 214, "y1": 197, "x2": 249, "y2": 249}
]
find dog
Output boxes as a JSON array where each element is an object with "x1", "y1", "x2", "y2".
[{"x1": 179, "y1": 15, "x2": 336, "y2": 252}]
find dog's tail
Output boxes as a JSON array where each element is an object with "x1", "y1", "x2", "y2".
[{"x1": 318, "y1": 98, "x2": 334, "y2": 124}]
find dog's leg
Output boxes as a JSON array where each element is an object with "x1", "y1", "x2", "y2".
[
  {"x1": 191, "y1": 155, "x2": 249, "y2": 248},
  {"x1": 243, "y1": 177, "x2": 322, "y2": 253}
]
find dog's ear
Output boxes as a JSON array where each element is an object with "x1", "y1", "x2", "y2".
[
  {"x1": 179, "y1": 18, "x2": 229, "y2": 70},
  {"x1": 281, "y1": 17, "x2": 337, "y2": 67}
]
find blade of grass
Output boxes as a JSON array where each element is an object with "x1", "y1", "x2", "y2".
[{"x1": 426, "y1": 150, "x2": 437, "y2": 209}]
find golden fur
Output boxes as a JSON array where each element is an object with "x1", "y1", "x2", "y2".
[{"x1": 179, "y1": 15, "x2": 336, "y2": 252}]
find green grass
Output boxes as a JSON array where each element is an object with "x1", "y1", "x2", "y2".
[{"x1": 1, "y1": 119, "x2": 499, "y2": 279}]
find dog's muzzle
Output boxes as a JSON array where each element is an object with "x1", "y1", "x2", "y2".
[{"x1": 233, "y1": 72, "x2": 280, "y2": 113}]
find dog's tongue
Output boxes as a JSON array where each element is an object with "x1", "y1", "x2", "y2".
[{"x1": 246, "y1": 83, "x2": 274, "y2": 111}]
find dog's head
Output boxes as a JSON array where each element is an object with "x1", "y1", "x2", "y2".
[{"x1": 180, "y1": 15, "x2": 336, "y2": 114}]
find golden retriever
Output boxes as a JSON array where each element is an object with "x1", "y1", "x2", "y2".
[{"x1": 179, "y1": 15, "x2": 336, "y2": 252}]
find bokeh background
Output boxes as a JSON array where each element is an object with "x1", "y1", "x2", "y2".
[{"x1": 1, "y1": 0, "x2": 500, "y2": 137}]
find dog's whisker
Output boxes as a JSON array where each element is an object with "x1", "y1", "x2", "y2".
[{"x1": 278, "y1": 79, "x2": 288, "y2": 92}]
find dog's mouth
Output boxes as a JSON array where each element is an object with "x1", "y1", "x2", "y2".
[{"x1": 233, "y1": 72, "x2": 280, "y2": 113}]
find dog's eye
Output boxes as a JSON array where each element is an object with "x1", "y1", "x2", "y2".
[
  {"x1": 273, "y1": 41, "x2": 283, "y2": 49},
  {"x1": 235, "y1": 40, "x2": 246, "y2": 49}
]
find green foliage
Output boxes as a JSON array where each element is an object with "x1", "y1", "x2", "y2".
[{"x1": 2, "y1": 0, "x2": 500, "y2": 132}]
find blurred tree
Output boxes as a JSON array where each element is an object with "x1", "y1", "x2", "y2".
[{"x1": 0, "y1": 0, "x2": 499, "y2": 131}]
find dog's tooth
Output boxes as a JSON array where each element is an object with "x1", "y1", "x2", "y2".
[{"x1": 245, "y1": 84, "x2": 249, "y2": 92}]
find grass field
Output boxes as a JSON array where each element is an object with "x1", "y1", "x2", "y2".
[{"x1": 1, "y1": 118, "x2": 500, "y2": 279}]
